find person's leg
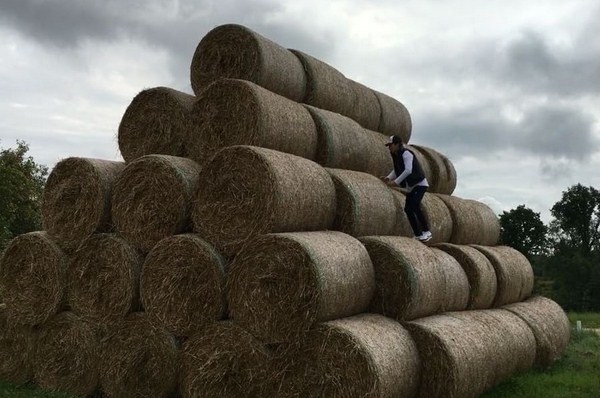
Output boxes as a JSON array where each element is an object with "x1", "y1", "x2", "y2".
[
  {"x1": 412, "y1": 186, "x2": 430, "y2": 232},
  {"x1": 404, "y1": 189, "x2": 422, "y2": 236}
]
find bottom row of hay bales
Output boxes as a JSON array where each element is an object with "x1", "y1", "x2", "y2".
[{"x1": 0, "y1": 296, "x2": 570, "y2": 398}]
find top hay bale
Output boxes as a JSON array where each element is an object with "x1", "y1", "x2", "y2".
[
  {"x1": 42, "y1": 157, "x2": 125, "y2": 251},
  {"x1": 436, "y1": 194, "x2": 500, "y2": 245},
  {"x1": 118, "y1": 87, "x2": 195, "y2": 162},
  {"x1": 410, "y1": 144, "x2": 457, "y2": 195},
  {"x1": 190, "y1": 24, "x2": 306, "y2": 101},
  {"x1": 373, "y1": 90, "x2": 412, "y2": 143},
  {"x1": 192, "y1": 146, "x2": 336, "y2": 256}
]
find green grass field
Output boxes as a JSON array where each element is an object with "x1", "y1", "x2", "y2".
[{"x1": 2, "y1": 313, "x2": 599, "y2": 397}]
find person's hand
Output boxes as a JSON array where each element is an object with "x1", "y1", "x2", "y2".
[
  {"x1": 385, "y1": 179, "x2": 397, "y2": 187},
  {"x1": 380, "y1": 176, "x2": 390, "y2": 182}
]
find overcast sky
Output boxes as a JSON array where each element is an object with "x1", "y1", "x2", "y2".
[{"x1": 1, "y1": 0, "x2": 599, "y2": 223}]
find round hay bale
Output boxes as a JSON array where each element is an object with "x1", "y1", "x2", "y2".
[
  {"x1": 373, "y1": 90, "x2": 412, "y2": 142},
  {"x1": 294, "y1": 314, "x2": 420, "y2": 398},
  {"x1": 430, "y1": 248, "x2": 469, "y2": 312},
  {"x1": 112, "y1": 155, "x2": 201, "y2": 252},
  {"x1": 326, "y1": 168, "x2": 397, "y2": 237},
  {"x1": 42, "y1": 157, "x2": 125, "y2": 251},
  {"x1": 0, "y1": 309, "x2": 34, "y2": 384},
  {"x1": 471, "y1": 245, "x2": 534, "y2": 306},
  {"x1": 180, "y1": 321, "x2": 271, "y2": 398},
  {"x1": 469, "y1": 199, "x2": 500, "y2": 245},
  {"x1": 141, "y1": 234, "x2": 226, "y2": 337},
  {"x1": 100, "y1": 313, "x2": 179, "y2": 398},
  {"x1": 348, "y1": 79, "x2": 381, "y2": 130},
  {"x1": 433, "y1": 243, "x2": 497, "y2": 309},
  {"x1": 503, "y1": 296, "x2": 571, "y2": 368},
  {"x1": 390, "y1": 190, "x2": 453, "y2": 243},
  {"x1": 443, "y1": 154, "x2": 458, "y2": 194},
  {"x1": 291, "y1": 49, "x2": 354, "y2": 116},
  {"x1": 34, "y1": 312, "x2": 99, "y2": 396},
  {"x1": 436, "y1": 194, "x2": 500, "y2": 245},
  {"x1": 307, "y1": 105, "x2": 392, "y2": 176},
  {"x1": 0, "y1": 232, "x2": 66, "y2": 326},
  {"x1": 118, "y1": 87, "x2": 195, "y2": 162},
  {"x1": 360, "y1": 236, "x2": 445, "y2": 320},
  {"x1": 228, "y1": 231, "x2": 374, "y2": 343},
  {"x1": 192, "y1": 146, "x2": 336, "y2": 256},
  {"x1": 69, "y1": 233, "x2": 142, "y2": 323},
  {"x1": 191, "y1": 24, "x2": 306, "y2": 101},
  {"x1": 406, "y1": 309, "x2": 536, "y2": 398},
  {"x1": 389, "y1": 189, "x2": 413, "y2": 237},
  {"x1": 449, "y1": 309, "x2": 537, "y2": 386},
  {"x1": 411, "y1": 145, "x2": 457, "y2": 195},
  {"x1": 189, "y1": 78, "x2": 317, "y2": 164}
]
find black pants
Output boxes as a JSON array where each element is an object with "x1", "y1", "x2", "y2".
[{"x1": 404, "y1": 186, "x2": 429, "y2": 236}]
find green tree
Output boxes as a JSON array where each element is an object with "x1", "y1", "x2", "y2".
[
  {"x1": 499, "y1": 204, "x2": 548, "y2": 259},
  {"x1": 0, "y1": 140, "x2": 48, "y2": 250},
  {"x1": 550, "y1": 183, "x2": 600, "y2": 255}
]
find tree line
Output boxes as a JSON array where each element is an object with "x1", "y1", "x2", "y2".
[{"x1": 1, "y1": 141, "x2": 598, "y2": 311}]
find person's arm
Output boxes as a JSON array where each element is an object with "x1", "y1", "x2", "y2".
[{"x1": 393, "y1": 151, "x2": 413, "y2": 186}]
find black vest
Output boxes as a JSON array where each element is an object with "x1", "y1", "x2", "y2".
[{"x1": 392, "y1": 148, "x2": 426, "y2": 186}]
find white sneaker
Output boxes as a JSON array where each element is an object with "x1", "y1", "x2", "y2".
[{"x1": 416, "y1": 231, "x2": 432, "y2": 242}]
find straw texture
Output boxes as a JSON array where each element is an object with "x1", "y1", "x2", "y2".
[
  {"x1": 112, "y1": 155, "x2": 200, "y2": 252},
  {"x1": 189, "y1": 78, "x2": 317, "y2": 164},
  {"x1": 411, "y1": 145, "x2": 457, "y2": 195},
  {"x1": 118, "y1": 87, "x2": 195, "y2": 162},
  {"x1": 192, "y1": 146, "x2": 336, "y2": 255},
  {"x1": 69, "y1": 233, "x2": 142, "y2": 323},
  {"x1": 141, "y1": 234, "x2": 226, "y2": 337},
  {"x1": 180, "y1": 321, "x2": 271, "y2": 398},
  {"x1": 373, "y1": 90, "x2": 412, "y2": 143},
  {"x1": 431, "y1": 247, "x2": 470, "y2": 312},
  {"x1": 0, "y1": 231, "x2": 66, "y2": 326},
  {"x1": 436, "y1": 194, "x2": 500, "y2": 245},
  {"x1": 42, "y1": 157, "x2": 125, "y2": 251},
  {"x1": 228, "y1": 231, "x2": 374, "y2": 343},
  {"x1": 326, "y1": 168, "x2": 397, "y2": 237},
  {"x1": 0, "y1": 309, "x2": 34, "y2": 384}
]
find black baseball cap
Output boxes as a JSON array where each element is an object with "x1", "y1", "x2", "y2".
[{"x1": 385, "y1": 135, "x2": 403, "y2": 146}]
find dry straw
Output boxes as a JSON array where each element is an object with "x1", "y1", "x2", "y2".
[
  {"x1": 390, "y1": 190, "x2": 453, "y2": 244},
  {"x1": 0, "y1": 309, "x2": 34, "y2": 384},
  {"x1": 291, "y1": 314, "x2": 420, "y2": 398},
  {"x1": 118, "y1": 87, "x2": 195, "y2": 162},
  {"x1": 373, "y1": 90, "x2": 412, "y2": 143},
  {"x1": 0, "y1": 231, "x2": 66, "y2": 326},
  {"x1": 436, "y1": 194, "x2": 500, "y2": 245},
  {"x1": 192, "y1": 146, "x2": 336, "y2": 256},
  {"x1": 100, "y1": 313, "x2": 179, "y2": 398},
  {"x1": 471, "y1": 245, "x2": 534, "y2": 306},
  {"x1": 42, "y1": 157, "x2": 125, "y2": 251},
  {"x1": 34, "y1": 312, "x2": 100, "y2": 396},
  {"x1": 189, "y1": 78, "x2": 317, "y2": 164},
  {"x1": 69, "y1": 233, "x2": 142, "y2": 324},
  {"x1": 112, "y1": 155, "x2": 201, "y2": 252},
  {"x1": 503, "y1": 295, "x2": 571, "y2": 368},
  {"x1": 191, "y1": 24, "x2": 306, "y2": 101},
  {"x1": 406, "y1": 308, "x2": 536, "y2": 398},
  {"x1": 307, "y1": 105, "x2": 392, "y2": 176},
  {"x1": 411, "y1": 145, "x2": 457, "y2": 195},
  {"x1": 291, "y1": 49, "x2": 355, "y2": 119},
  {"x1": 430, "y1": 248, "x2": 469, "y2": 312},
  {"x1": 141, "y1": 234, "x2": 227, "y2": 337},
  {"x1": 433, "y1": 243, "x2": 497, "y2": 309},
  {"x1": 347, "y1": 79, "x2": 381, "y2": 130},
  {"x1": 180, "y1": 321, "x2": 271, "y2": 398},
  {"x1": 326, "y1": 168, "x2": 397, "y2": 237},
  {"x1": 228, "y1": 231, "x2": 374, "y2": 343},
  {"x1": 360, "y1": 236, "x2": 445, "y2": 320}
]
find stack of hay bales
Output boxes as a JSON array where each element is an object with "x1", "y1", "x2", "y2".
[{"x1": 0, "y1": 23, "x2": 572, "y2": 398}]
